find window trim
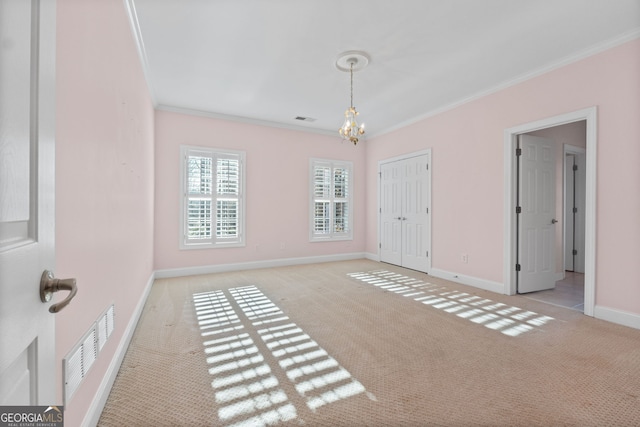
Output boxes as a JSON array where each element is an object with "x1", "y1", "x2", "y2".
[
  {"x1": 309, "y1": 158, "x2": 354, "y2": 242},
  {"x1": 179, "y1": 145, "x2": 246, "y2": 250}
]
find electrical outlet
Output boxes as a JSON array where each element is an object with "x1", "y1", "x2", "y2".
[{"x1": 461, "y1": 254, "x2": 468, "y2": 263}]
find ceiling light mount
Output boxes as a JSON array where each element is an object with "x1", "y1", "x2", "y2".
[
  {"x1": 335, "y1": 51, "x2": 370, "y2": 72},
  {"x1": 336, "y1": 51, "x2": 369, "y2": 145}
]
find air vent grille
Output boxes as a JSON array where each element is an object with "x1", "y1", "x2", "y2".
[
  {"x1": 63, "y1": 304, "x2": 115, "y2": 405},
  {"x1": 294, "y1": 116, "x2": 316, "y2": 122}
]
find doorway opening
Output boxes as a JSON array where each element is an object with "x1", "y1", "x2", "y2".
[
  {"x1": 503, "y1": 108, "x2": 596, "y2": 316},
  {"x1": 519, "y1": 130, "x2": 586, "y2": 312}
]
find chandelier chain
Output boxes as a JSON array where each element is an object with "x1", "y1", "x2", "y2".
[{"x1": 350, "y1": 62, "x2": 354, "y2": 108}]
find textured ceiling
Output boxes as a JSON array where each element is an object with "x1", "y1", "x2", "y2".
[{"x1": 129, "y1": 0, "x2": 640, "y2": 137}]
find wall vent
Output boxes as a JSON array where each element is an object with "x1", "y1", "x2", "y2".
[
  {"x1": 63, "y1": 326, "x2": 97, "y2": 403},
  {"x1": 294, "y1": 116, "x2": 316, "y2": 122},
  {"x1": 63, "y1": 304, "x2": 115, "y2": 405},
  {"x1": 97, "y1": 304, "x2": 115, "y2": 351}
]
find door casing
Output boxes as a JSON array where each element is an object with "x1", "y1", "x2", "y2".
[
  {"x1": 564, "y1": 145, "x2": 586, "y2": 274},
  {"x1": 503, "y1": 107, "x2": 596, "y2": 316}
]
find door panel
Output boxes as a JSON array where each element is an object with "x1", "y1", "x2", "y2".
[
  {"x1": 380, "y1": 154, "x2": 430, "y2": 273},
  {"x1": 401, "y1": 156, "x2": 429, "y2": 271},
  {"x1": 0, "y1": 0, "x2": 56, "y2": 405},
  {"x1": 518, "y1": 135, "x2": 557, "y2": 293},
  {"x1": 380, "y1": 162, "x2": 402, "y2": 266}
]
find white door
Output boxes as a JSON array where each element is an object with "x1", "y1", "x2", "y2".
[
  {"x1": 0, "y1": 0, "x2": 57, "y2": 405},
  {"x1": 401, "y1": 156, "x2": 429, "y2": 271},
  {"x1": 380, "y1": 154, "x2": 430, "y2": 272},
  {"x1": 518, "y1": 135, "x2": 557, "y2": 293},
  {"x1": 380, "y1": 161, "x2": 402, "y2": 266}
]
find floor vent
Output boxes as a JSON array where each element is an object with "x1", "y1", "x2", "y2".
[{"x1": 63, "y1": 304, "x2": 115, "y2": 405}]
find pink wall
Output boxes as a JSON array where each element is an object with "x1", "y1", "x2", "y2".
[
  {"x1": 52, "y1": 3, "x2": 639, "y2": 421},
  {"x1": 56, "y1": 0, "x2": 155, "y2": 424},
  {"x1": 365, "y1": 39, "x2": 640, "y2": 315},
  {"x1": 154, "y1": 111, "x2": 366, "y2": 271}
]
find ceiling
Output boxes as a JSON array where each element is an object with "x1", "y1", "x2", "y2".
[{"x1": 129, "y1": 0, "x2": 640, "y2": 137}]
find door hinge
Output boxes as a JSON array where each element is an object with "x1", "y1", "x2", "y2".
[
  {"x1": 426, "y1": 250, "x2": 429, "y2": 257},
  {"x1": 379, "y1": 243, "x2": 381, "y2": 249},
  {"x1": 426, "y1": 207, "x2": 429, "y2": 214},
  {"x1": 573, "y1": 207, "x2": 578, "y2": 213},
  {"x1": 516, "y1": 206, "x2": 522, "y2": 214},
  {"x1": 516, "y1": 148, "x2": 522, "y2": 156},
  {"x1": 515, "y1": 263, "x2": 521, "y2": 272},
  {"x1": 573, "y1": 164, "x2": 578, "y2": 171},
  {"x1": 573, "y1": 249, "x2": 578, "y2": 255},
  {"x1": 379, "y1": 207, "x2": 382, "y2": 213}
]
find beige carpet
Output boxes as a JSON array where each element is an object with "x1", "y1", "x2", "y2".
[{"x1": 98, "y1": 260, "x2": 640, "y2": 426}]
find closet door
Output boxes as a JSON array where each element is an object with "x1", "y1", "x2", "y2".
[
  {"x1": 379, "y1": 154, "x2": 430, "y2": 272},
  {"x1": 401, "y1": 155, "x2": 430, "y2": 271},
  {"x1": 380, "y1": 161, "x2": 402, "y2": 266}
]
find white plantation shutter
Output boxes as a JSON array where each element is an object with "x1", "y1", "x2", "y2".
[
  {"x1": 181, "y1": 146, "x2": 245, "y2": 248},
  {"x1": 310, "y1": 159, "x2": 353, "y2": 241}
]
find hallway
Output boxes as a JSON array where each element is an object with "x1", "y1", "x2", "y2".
[{"x1": 524, "y1": 272, "x2": 585, "y2": 312}]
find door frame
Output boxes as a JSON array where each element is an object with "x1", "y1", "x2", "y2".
[
  {"x1": 377, "y1": 149, "x2": 432, "y2": 273},
  {"x1": 503, "y1": 107, "x2": 596, "y2": 316},
  {"x1": 563, "y1": 144, "x2": 586, "y2": 273}
]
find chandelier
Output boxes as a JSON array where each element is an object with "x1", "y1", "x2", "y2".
[{"x1": 336, "y1": 52, "x2": 369, "y2": 145}]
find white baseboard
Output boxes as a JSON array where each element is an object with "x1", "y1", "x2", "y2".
[
  {"x1": 364, "y1": 252, "x2": 379, "y2": 262},
  {"x1": 594, "y1": 305, "x2": 640, "y2": 330},
  {"x1": 155, "y1": 252, "x2": 367, "y2": 279},
  {"x1": 82, "y1": 271, "x2": 156, "y2": 427},
  {"x1": 429, "y1": 268, "x2": 505, "y2": 294}
]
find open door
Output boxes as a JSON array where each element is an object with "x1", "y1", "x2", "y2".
[
  {"x1": 0, "y1": 0, "x2": 58, "y2": 405},
  {"x1": 517, "y1": 135, "x2": 557, "y2": 293}
]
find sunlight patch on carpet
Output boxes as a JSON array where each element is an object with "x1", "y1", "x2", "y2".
[
  {"x1": 193, "y1": 285, "x2": 370, "y2": 426},
  {"x1": 348, "y1": 270, "x2": 554, "y2": 337}
]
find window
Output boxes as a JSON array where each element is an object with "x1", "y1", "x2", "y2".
[
  {"x1": 180, "y1": 146, "x2": 245, "y2": 249},
  {"x1": 310, "y1": 159, "x2": 353, "y2": 241}
]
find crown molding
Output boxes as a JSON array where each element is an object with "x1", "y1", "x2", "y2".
[
  {"x1": 123, "y1": 0, "x2": 158, "y2": 106},
  {"x1": 156, "y1": 104, "x2": 338, "y2": 137},
  {"x1": 368, "y1": 28, "x2": 640, "y2": 139}
]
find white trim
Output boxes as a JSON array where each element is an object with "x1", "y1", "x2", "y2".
[
  {"x1": 369, "y1": 30, "x2": 640, "y2": 139},
  {"x1": 155, "y1": 252, "x2": 366, "y2": 279},
  {"x1": 81, "y1": 271, "x2": 156, "y2": 427},
  {"x1": 365, "y1": 252, "x2": 379, "y2": 262},
  {"x1": 179, "y1": 145, "x2": 246, "y2": 249},
  {"x1": 123, "y1": 0, "x2": 157, "y2": 105},
  {"x1": 157, "y1": 104, "x2": 337, "y2": 138},
  {"x1": 594, "y1": 306, "x2": 640, "y2": 331},
  {"x1": 309, "y1": 158, "x2": 354, "y2": 242},
  {"x1": 429, "y1": 268, "x2": 504, "y2": 295},
  {"x1": 378, "y1": 149, "x2": 432, "y2": 165},
  {"x1": 503, "y1": 107, "x2": 597, "y2": 317},
  {"x1": 563, "y1": 144, "x2": 587, "y2": 273}
]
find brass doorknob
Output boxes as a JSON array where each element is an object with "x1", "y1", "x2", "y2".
[{"x1": 40, "y1": 270, "x2": 77, "y2": 313}]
